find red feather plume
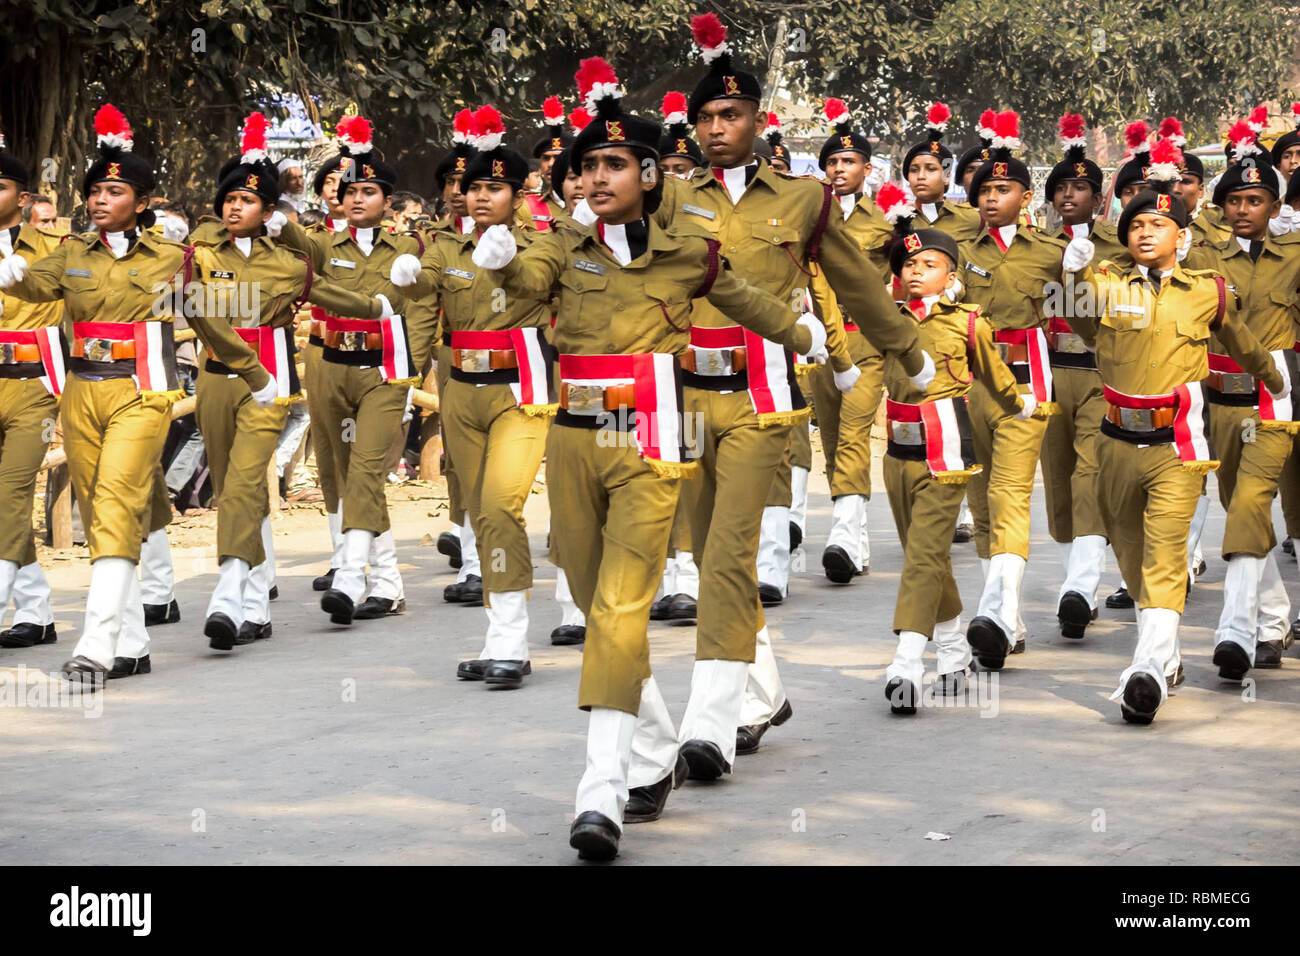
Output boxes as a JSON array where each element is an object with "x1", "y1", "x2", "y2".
[
  {"x1": 662, "y1": 91, "x2": 688, "y2": 118},
  {"x1": 1149, "y1": 137, "x2": 1182, "y2": 167},
  {"x1": 926, "y1": 102, "x2": 951, "y2": 128},
  {"x1": 1124, "y1": 121, "x2": 1150, "y2": 152},
  {"x1": 575, "y1": 57, "x2": 618, "y2": 99},
  {"x1": 240, "y1": 112, "x2": 269, "y2": 160},
  {"x1": 1156, "y1": 116, "x2": 1183, "y2": 141},
  {"x1": 993, "y1": 110, "x2": 1020, "y2": 140},
  {"x1": 474, "y1": 105, "x2": 504, "y2": 136},
  {"x1": 977, "y1": 109, "x2": 996, "y2": 132},
  {"x1": 542, "y1": 95, "x2": 564, "y2": 123},
  {"x1": 1226, "y1": 120, "x2": 1255, "y2": 145},
  {"x1": 93, "y1": 103, "x2": 133, "y2": 149},
  {"x1": 1058, "y1": 113, "x2": 1086, "y2": 140},
  {"x1": 691, "y1": 12, "x2": 728, "y2": 49},
  {"x1": 569, "y1": 108, "x2": 592, "y2": 131},
  {"x1": 336, "y1": 115, "x2": 373, "y2": 147},
  {"x1": 1249, "y1": 105, "x2": 1268, "y2": 129},
  {"x1": 823, "y1": 97, "x2": 850, "y2": 125}
]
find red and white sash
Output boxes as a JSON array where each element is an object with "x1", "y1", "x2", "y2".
[
  {"x1": 885, "y1": 396, "x2": 978, "y2": 481},
  {"x1": 559, "y1": 352, "x2": 686, "y2": 469},
  {"x1": 322, "y1": 314, "x2": 417, "y2": 384},
  {"x1": 1104, "y1": 384, "x2": 1216, "y2": 465},
  {"x1": 0, "y1": 327, "x2": 66, "y2": 396},
  {"x1": 73, "y1": 320, "x2": 178, "y2": 396},
  {"x1": 450, "y1": 327, "x2": 555, "y2": 412},
  {"x1": 688, "y1": 324, "x2": 801, "y2": 424},
  {"x1": 994, "y1": 327, "x2": 1053, "y2": 404},
  {"x1": 1207, "y1": 350, "x2": 1295, "y2": 425},
  {"x1": 235, "y1": 326, "x2": 300, "y2": 402}
]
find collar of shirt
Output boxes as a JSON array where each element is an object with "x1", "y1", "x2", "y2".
[
  {"x1": 1063, "y1": 222, "x2": 1092, "y2": 239},
  {"x1": 838, "y1": 192, "x2": 862, "y2": 221},
  {"x1": 596, "y1": 217, "x2": 649, "y2": 266},
  {"x1": 992, "y1": 223, "x2": 1017, "y2": 251},
  {"x1": 329, "y1": 217, "x2": 347, "y2": 233},
  {"x1": 99, "y1": 228, "x2": 138, "y2": 259},
  {"x1": 920, "y1": 202, "x2": 942, "y2": 223},
  {"x1": 234, "y1": 235, "x2": 253, "y2": 258},
  {"x1": 458, "y1": 215, "x2": 475, "y2": 235},
  {"x1": 0, "y1": 224, "x2": 17, "y2": 257},
  {"x1": 907, "y1": 293, "x2": 943, "y2": 320},
  {"x1": 709, "y1": 162, "x2": 759, "y2": 204}
]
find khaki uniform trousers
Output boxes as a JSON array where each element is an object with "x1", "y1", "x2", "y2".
[
  {"x1": 1208, "y1": 403, "x2": 1292, "y2": 558},
  {"x1": 884, "y1": 455, "x2": 967, "y2": 637},
  {"x1": 765, "y1": 375, "x2": 816, "y2": 509},
  {"x1": 195, "y1": 366, "x2": 288, "y2": 566},
  {"x1": 1278, "y1": 440, "x2": 1300, "y2": 539},
  {"x1": 967, "y1": 379, "x2": 1048, "y2": 560},
  {"x1": 1097, "y1": 436, "x2": 1204, "y2": 612},
  {"x1": 61, "y1": 376, "x2": 171, "y2": 562},
  {"x1": 147, "y1": 461, "x2": 172, "y2": 534},
  {"x1": 303, "y1": 342, "x2": 340, "y2": 512},
  {"x1": 1040, "y1": 367, "x2": 1107, "y2": 542},
  {"x1": 0, "y1": 378, "x2": 56, "y2": 564},
  {"x1": 547, "y1": 420, "x2": 680, "y2": 714},
  {"x1": 809, "y1": 350, "x2": 884, "y2": 498},
  {"x1": 686, "y1": 388, "x2": 789, "y2": 661},
  {"x1": 667, "y1": 472, "x2": 698, "y2": 554},
  {"x1": 435, "y1": 342, "x2": 465, "y2": 525},
  {"x1": 316, "y1": 360, "x2": 408, "y2": 535},
  {"x1": 441, "y1": 379, "x2": 548, "y2": 596}
]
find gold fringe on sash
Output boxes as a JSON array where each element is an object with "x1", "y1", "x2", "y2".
[
  {"x1": 794, "y1": 363, "x2": 818, "y2": 377},
  {"x1": 933, "y1": 464, "x2": 983, "y2": 485},
  {"x1": 273, "y1": 391, "x2": 305, "y2": 406},
  {"x1": 1260, "y1": 420, "x2": 1300, "y2": 434},
  {"x1": 143, "y1": 387, "x2": 188, "y2": 403},
  {"x1": 646, "y1": 458, "x2": 699, "y2": 479},
  {"x1": 1031, "y1": 401, "x2": 1060, "y2": 418},
  {"x1": 521, "y1": 402, "x2": 560, "y2": 417},
  {"x1": 757, "y1": 407, "x2": 812, "y2": 428},
  {"x1": 1180, "y1": 459, "x2": 1220, "y2": 475},
  {"x1": 388, "y1": 375, "x2": 423, "y2": 387}
]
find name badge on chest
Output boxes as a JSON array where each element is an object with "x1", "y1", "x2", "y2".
[
  {"x1": 683, "y1": 204, "x2": 716, "y2": 220},
  {"x1": 444, "y1": 267, "x2": 474, "y2": 280},
  {"x1": 574, "y1": 259, "x2": 605, "y2": 276},
  {"x1": 329, "y1": 257, "x2": 357, "y2": 269},
  {"x1": 964, "y1": 263, "x2": 991, "y2": 278},
  {"x1": 210, "y1": 270, "x2": 235, "y2": 279},
  {"x1": 65, "y1": 268, "x2": 92, "y2": 278}
]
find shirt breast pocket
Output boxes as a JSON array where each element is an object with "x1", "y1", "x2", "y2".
[
  {"x1": 749, "y1": 222, "x2": 801, "y2": 271},
  {"x1": 557, "y1": 270, "x2": 608, "y2": 333}
]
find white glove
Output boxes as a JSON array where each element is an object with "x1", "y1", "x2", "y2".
[
  {"x1": 570, "y1": 198, "x2": 597, "y2": 226},
  {"x1": 265, "y1": 210, "x2": 287, "y2": 238},
  {"x1": 796, "y1": 312, "x2": 828, "y2": 364},
  {"x1": 907, "y1": 350, "x2": 936, "y2": 392},
  {"x1": 1269, "y1": 352, "x2": 1292, "y2": 402},
  {"x1": 0, "y1": 254, "x2": 29, "y2": 289},
  {"x1": 374, "y1": 293, "x2": 394, "y2": 319},
  {"x1": 161, "y1": 215, "x2": 189, "y2": 242},
  {"x1": 1015, "y1": 393, "x2": 1038, "y2": 421},
  {"x1": 472, "y1": 223, "x2": 517, "y2": 270},
  {"x1": 402, "y1": 386, "x2": 414, "y2": 425},
  {"x1": 250, "y1": 375, "x2": 278, "y2": 408},
  {"x1": 833, "y1": 364, "x2": 862, "y2": 394},
  {"x1": 389, "y1": 254, "x2": 422, "y2": 288},
  {"x1": 1269, "y1": 204, "x2": 1296, "y2": 237},
  {"x1": 864, "y1": 164, "x2": 885, "y2": 194},
  {"x1": 1176, "y1": 226, "x2": 1193, "y2": 262},
  {"x1": 1061, "y1": 235, "x2": 1095, "y2": 273},
  {"x1": 944, "y1": 276, "x2": 963, "y2": 301}
]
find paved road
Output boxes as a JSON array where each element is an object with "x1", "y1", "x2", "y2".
[{"x1": 3, "y1": 462, "x2": 1298, "y2": 865}]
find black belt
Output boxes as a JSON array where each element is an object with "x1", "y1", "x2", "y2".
[
  {"x1": 441, "y1": 332, "x2": 453, "y2": 347},
  {"x1": 322, "y1": 345, "x2": 384, "y2": 366},
  {"x1": 556, "y1": 407, "x2": 638, "y2": 431},
  {"x1": 1100, "y1": 418, "x2": 1176, "y2": 446},
  {"x1": 69, "y1": 356, "x2": 135, "y2": 379},
  {"x1": 449, "y1": 366, "x2": 518, "y2": 386},
  {"x1": 308, "y1": 335, "x2": 324, "y2": 348},
  {"x1": 1010, "y1": 364, "x2": 1032, "y2": 386},
  {"x1": 1047, "y1": 351, "x2": 1097, "y2": 370},
  {"x1": 1205, "y1": 386, "x2": 1258, "y2": 408},
  {"x1": 682, "y1": 370, "x2": 748, "y2": 392},
  {"x1": 0, "y1": 361, "x2": 46, "y2": 380}
]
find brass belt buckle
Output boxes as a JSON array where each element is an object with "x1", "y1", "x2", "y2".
[
  {"x1": 890, "y1": 420, "x2": 924, "y2": 445},
  {"x1": 460, "y1": 348, "x2": 491, "y2": 373},
  {"x1": 693, "y1": 347, "x2": 731, "y2": 376},
  {"x1": 0, "y1": 343, "x2": 14, "y2": 364},
  {"x1": 1119, "y1": 407, "x2": 1154, "y2": 431},
  {"x1": 1221, "y1": 372, "x2": 1255, "y2": 395},
  {"x1": 84, "y1": 337, "x2": 115, "y2": 362},
  {"x1": 340, "y1": 330, "x2": 367, "y2": 351},
  {"x1": 565, "y1": 383, "x2": 606, "y2": 415},
  {"x1": 1055, "y1": 333, "x2": 1087, "y2": 355}
]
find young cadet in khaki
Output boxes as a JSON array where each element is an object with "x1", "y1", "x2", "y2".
[
  {"x1": 197, "y1": 113, "x2": 390, "y2": 650},
  {"x1": 277, "y1": 116, "x2": 433, "y2": 625},
  {"x1": 904, "y1": 104, "x2": 982, "y2": 244},
  {"x1": 468, "y1": 58, "x2": 819, "y2": 859},
  {"x1": 0, "y1": 136, "x2": 63, "y2": 650},
  {"x1": 872, "y1": 184, "x2": 1030, "y2": 714},
  {"x1": 1183, "y1": 144, "x2": 1300, "y2": 677},
  {"x1": 803, "y1": 98, "x2": 887, "y2": 587},
  {"x1": 1038, "y1": 114, "x2": 1125, "y2": 640},
  {"x1": 396, "y1": 106, "x2": 554, "y2": 689},
  {"x1": 957, "y1": 111, "x2": 1062, "y2": 670},
  {"x1": 0, "y1": 104, "x2": 274, "y2": 684},
  {"x1": 1059, "y1": 154, "x2": 1283, "y2": 724}
]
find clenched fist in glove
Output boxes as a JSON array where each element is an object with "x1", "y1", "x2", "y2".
[
  {"x1": 250, "y1": 375, "x2": 279, "y2": 409},
  {"x1": 1062, "y1": 235, "x2": 1095, "y2": 273},
  {"x1": 833, "y1": 364, "x2": 862, "y2": 394},
  {"x1": 265, "y1": 210, "x2": 287, "y2": 238},
  {"x1": 389, "y1": 254, "x2": 422, "y2": 287},
  {"x1": 1015, "y1": 393, "x2": 1038, "y2": 421},
  {"x1": 796, "y1": 312, "x2": 828, "y2": 364},
  {"x1": 472, "y1": 224, "x2": 517, "y2": 270},
  {"x1": 908, "y1": 350, "x2": 936, "y2": 392},
  {"x1": 0, "y1": 254, "x2": 29, "y2": 289}
]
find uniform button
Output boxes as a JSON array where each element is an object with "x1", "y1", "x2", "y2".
[
  {"x1": 129, "y1": 269, "x2": 138, "y2": 276},
  {"x1": 606, "y1": 344, "x2": 617, "y2": 353}
]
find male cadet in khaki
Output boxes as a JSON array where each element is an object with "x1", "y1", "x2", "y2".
[
  {"x1": 1059, "y1": 141, "x2": 1284, "y2": 724},
  {"x1": 903, "y1": 103, "x2": 982, "y2": 243},
  {"x1": 953, "y1": 110, "x2": 996, "y2": 207},
  {"x1": 957, "y1": 110, "x2": 1063, "y2": 671},
  {"x1": 804, "y1": 97, "x2": 887, "y2": 587},
  {"x1": 0, "y1": 124, "x2": 62, "y2": 649},
  {"x1": 531, "y1": 96, "x2": 571, "y2": 221},
  {"x1": 648, "y1": 12, "x2": 931, "y2": 775},
  {"x1": 1184, "y1": 125, "x2": 1300, "y2": 676},
  {"x1": 1038, "y1": 113, "x2": 1124, "y2": 640}
]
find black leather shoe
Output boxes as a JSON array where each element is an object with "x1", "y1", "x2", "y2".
[
  {"x1": 107, "y1": 655, "x2": 151, "y2": 679},
  {"x1": 936, "y1": 665, "x2": 974, "y2": 697},
  {"x1": 1057, "y1": 591, "x2": 1096, "y2": 639},
  {"x1": 884, "y1": 677, "x2": 918, "y2": 715},
  {"x1": 1285, "y1": 537, "x2": 1295, "y2": 557},
  {"x1": 443, "y1": 575, "x2": 483, "y2": 606},
  {"x1": 952, "y1": 522, "x2": 973, "y2": 544},
  {"x1": 967, "y1": 616, "x2": 1010, "y2": 671},
  {"x1": 235, "y1": 621, "x2": 272, "y2": 645},
  {"x1": 320, "y1": 589, "x2": 355, "y2": 625},
  {"x1": 789, "y1": 521, "x2": 803, "y2": 552},
  {"x1": 1011, "y1": 638, "x2": 1026, "y2": 654},
  {"x1": 60, "y1": 655, "x2": 107, "y2": 685},
  {"x1": 679, "y1": 739, "x2": 730, "y2": 781},
  {"x1": 1193, "y1": 558, "x2": 1207, "y2": 577},
  {"x1": 204, "y1": 612, "x2": 239, "y2": 651},
  {"x1": 758, "y1": 583, "x2": 784, "y2": 607},
  {"x1": 666, "y1": 593, "x2": 697, "y2": 621},
  {"x1": 822, "y1": 545, "x2": 857, "y2": 584},
  {"x1": 1255, "y1": 639, "x2": 1284, "y2": 669},
  {"x1": 625, "y1": 753, "x2": 689, "y2": 824},
  {"x1": 649, "y1": 593, "x2": 674, "y2": 621},
  {"x1": 484, "y1": 659, "x2": 531, "y2": 688},
  {"x1": 1213, "y1": 640, "x2": 1251, "y2": 681},
  {"x1": 437, "y1": 530, "x2": 463, "y2": 569},
  {"x1": 1105, "y1": 586, "x2": 1134, "y2": 610},
  {"x1": 457, "y1": 659, "x2": 491, "y2": 681},
  {"x1": 0, "y1": 622, "x2": 57, "y2": 648},
  {"x1": 550, "y1": 624, "x2": 586, "y2": 646},
  {"x1": 312, "y1": 568, "x2": 337, "y2": 592},
  {"x1": 268, "y1": 586, "x2": 279, "y2": 601},
  {"x1": 144, "y1": 599, "x2": 180, "y2": 626},
  {"x1": 1120, "y1": 673, "x2": 1161, "y2": 724},
  {"x1": 735, "y1": 698, "x2": 793, "y2": 756},
  {"x1": 570, "y1": 811, "x2": 620, "y2": 861},
  {"x1": 1168, "y1": 663, "x2": 1185, "y2": 688},
  {"x1": 353, "y1": 596, "x2": 405, "y2": 619}
]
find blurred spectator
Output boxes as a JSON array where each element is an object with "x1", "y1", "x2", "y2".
[
  {"x1": 275, "y1": 199, "x2": 300, "y2": 224},
  {"x1": 524, "y1": 159, "x2": 542, "y2": 193},
  {"x1": 278, "y1": 158, "x2": 307, "y2": 213},
  {"x1": 388, "y1": 191, "x2": 425, "y2": 232},
  {"x1": 22, "y1": 195, "x2": 59, "y2": 230},
  {"x1": 298, "y1": 208, "x2": 325, "y2": 228}
]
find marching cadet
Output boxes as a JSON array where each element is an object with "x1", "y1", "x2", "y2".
[
  {"x1": 469, "y1": 56, "x2": 822, "y2": 860},
  {"x1": 1168, "y1": 117, "x2": 1230, "y2": 247},
  {"x1": 0, "y1": 119, "x2": 62, "y2": 650},
  {"x1": 531, "y1": 96, "x2": 571, "y2": 200},
  {"x1": 276, "y1": 115, "x2": 432, "y2": 625},
  {"x1": 196, "y1": 113, "x2": 392, "y2": 649},
  {"x1": 659, "y1": 13, "x2": 930, "y2": 774},
  {"x1": 903, "y1": 103, "x2": 981, "y2": 242},
  {"x1": 958, "y1": 110, "x2": 1061, "y2": 671},
  {"x1": 0, "y1": 104, "x2": 277, "y2": 683},
  {"x1": 392, "y1": 105, "x2": 556, "y2": 688},
  {"x1": 805, "y1": 97, "x2": 888, "y2": 586},
  {"x1": 1271, "y1": 103, "x2": 1300, "y2": 183},
  {"x1": 140, "y1": 468, "x2": 179, "y2": 624},
  {"x1": 1059, "y1": 138, "x2": 1284, "y2": 724},
  {"x1": 953, "y1": 110, "x2": 996, "y2": 204},
  {"x1": 873, "y1": 183, "x2": 1031, "y2": 713},
  {"x1": 1038, "y1": 114, "x2": 1124, "y2": 639},
  {"x1": 764, "y1": 114, "x2": 791, "y2": 173},
  {"x1": 1113, "y1": 121, "x2": 1154, "y2": 207},
  {"x1": 1183, "y1": 126, "x2": 1300, "y2": 676}
]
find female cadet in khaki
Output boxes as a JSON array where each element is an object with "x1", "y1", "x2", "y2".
[
  {"x1": 195, "y1": 113, "x2": 391, "y2": 650},
  {"x1": 871, "y1": 184, "x2": 1029, "y2": 714},
  {"x1": 0, "y1": 104, "x2": 274, "y2": 683},
  {"x1": 471, "y1": 56, "x2": 818, "y2": 862},
  {"x1": 0, "y1": 135, "x2": 63, "y2": 650},
  {"x1": 277, "y1": 116, "x2": 434, "y2": 626},
  {"x1": 1060, "y1": 151, "x2": 1283, "y2": 725},
  {"x1": 393, "y1": 106, "x2": 555, "y2": 689}
]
